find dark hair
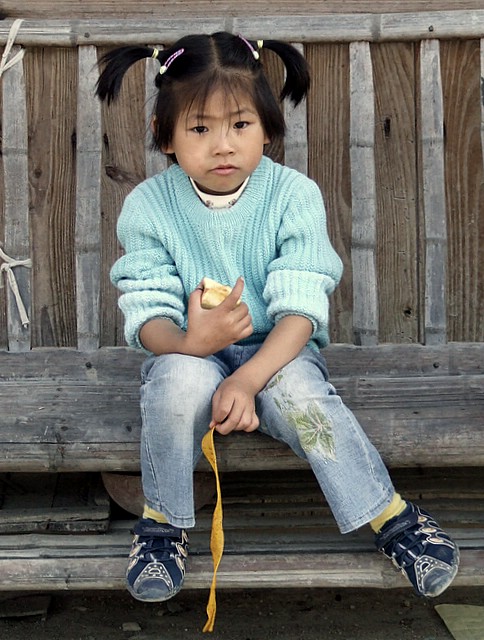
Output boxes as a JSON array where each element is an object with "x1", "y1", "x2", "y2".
[{"x1": 96, "y1": 32, "x2": 310, "y2": 158}]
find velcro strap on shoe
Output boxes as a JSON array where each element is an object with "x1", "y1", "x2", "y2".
[
  {"x1": 134, "y1": 521, "x2": 181, "y2": 538},
  {"x1": 376, "y1": 511, "x2": 419, "y2": 549}
]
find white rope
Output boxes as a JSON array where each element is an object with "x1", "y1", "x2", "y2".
[
  {"x1": 0, "y1": 247, "x2": 32, "y2": 328},
  {"x1": 0, "y1": 19, "x2": 24, "y2": 78}
]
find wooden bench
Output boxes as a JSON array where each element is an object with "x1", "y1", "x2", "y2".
[{"x1": 1, "y1": 10, "x2": 484, "y2": 592}]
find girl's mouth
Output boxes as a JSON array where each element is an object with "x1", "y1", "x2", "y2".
[{"x1": 212, "y1": 165, "x2": 237, "y2": 176}]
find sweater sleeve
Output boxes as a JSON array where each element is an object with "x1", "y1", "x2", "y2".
[
  {"x1": 263, "y1": 176, "x2": 343, "y2": 348},
  {"x1": 110, "y1": 192, "x2": 185, "y2": 351}
]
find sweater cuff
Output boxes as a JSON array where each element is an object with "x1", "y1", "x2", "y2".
[
  {"x1": 264, "y1": 269, "x2": 335, "y2": 339},
  {"x1": 119, "y1": 293, "x2": 184, "y2": 353}
]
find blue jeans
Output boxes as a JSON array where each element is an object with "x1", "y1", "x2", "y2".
[{"x1": 140, "y1": 345, "x2": 395, "y2": 533}]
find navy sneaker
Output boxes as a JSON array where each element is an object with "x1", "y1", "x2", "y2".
[
  {"x1": 375, "y1": 502, "x2": 459, "y2": 597},
  {"x1": 126, "y1": 518, "x2": 189, "y2": 602}
]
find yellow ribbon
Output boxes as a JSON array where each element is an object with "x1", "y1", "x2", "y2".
[{"x1": 201, "y1": 427, "x2": 224, "y2": 633}]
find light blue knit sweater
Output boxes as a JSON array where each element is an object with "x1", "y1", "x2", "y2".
[{"x1": 111, "y1": 155, "x2": 343, "y2": 353}]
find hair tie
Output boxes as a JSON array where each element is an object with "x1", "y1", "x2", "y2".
[
  {"x1": 159, "y1": 47, "x2": 185, "y2": 75},
  {"x1": 238, "y1": 35, "x2": 260, "y2": 61}
]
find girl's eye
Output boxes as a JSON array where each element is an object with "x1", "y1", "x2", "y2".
[
  {"x1": 234, "y1": 121, "x2": 249, "y2": 130},
  {"x1": 192, "y1": 125, "x2": 208, "y2": 134}
]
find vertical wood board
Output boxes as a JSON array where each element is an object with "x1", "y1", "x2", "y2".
[
  {"x1": 372, "y1": 42, "x2": 419, "y2": 343},
  {"x1": 441, "y1": 39, "x2": 484, "y2": 342},
  {"x1": 420, "y1": 39, "x2": 447, "y2": 344},
  {"x1": 76, "y1": 46, "x2": 102, "y2": 350},
  {"x1": 26, "y1": 47, "x2": 77, "y2": 348},
  {"x1": 1, "y1": 46, "x2": 31, "y2": 352},
  {"x1": 349, "y1": 41, "x2": 378, "y2": 345},
  {"x1": 0, "y1": 80, "x2": 6, "y2": 350}
]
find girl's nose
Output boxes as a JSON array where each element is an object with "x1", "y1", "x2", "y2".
[{"x1": 213, "y1": 130, "x2": 234, "y2": 155}]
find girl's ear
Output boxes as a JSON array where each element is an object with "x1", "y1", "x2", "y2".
[{"x1": 150, "y1": 115, "x2": 157, "y2": 135}]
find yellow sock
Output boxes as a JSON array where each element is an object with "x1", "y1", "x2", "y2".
[
  {"x1": 143, "y1": 504, "x2": 169, "y2": 524},
  {"x1": 370, "y1": 493, "x2": 407, "y2": 533}
]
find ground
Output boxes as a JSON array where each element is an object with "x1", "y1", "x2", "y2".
[{"x1": 1, "y1": 586, "x2": 483, "y2": 639}]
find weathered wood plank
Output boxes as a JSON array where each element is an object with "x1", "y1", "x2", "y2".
[
  {"x1": 7, "y1": 1, "x2": 484, "y2": 20},
  {"x1": 0, "y1": 343, "x2": 483, "y2": 381},
  {"x1": 236, "y1": 10, "x2": 484, "y2": 43},
  {"x1": 441, "y1": 39, "x2": 484, "y2": 342},
  {"x1": 481, "y1": 38, "x2": 484, "y2": 180},
  {"x1": 4, "y1": 12, "x2": 484, "y2": 46},
  {"x1": 372, "y1": 42, "x2": 419, "y2": 343},
  {"x1": 0, "y1": 363, "x2": 482, "y2": 470},
  {"x1": 0, "y1": 402, "x2": 482, "y2": 472},
  {"x1": 420, "y1": 39, "x2": 447, "y2": 344},
  {"x1": 0, "y1": 526, "x2": 481, "y2": 590},
  {"x1": 0, "y1": 74, "x2": 4, "y2": 350},
  {"x1": 26, "y1": 47, "x2": 78, "y2": 348},
  {"x1": 75, "y1": 46, "x2": 102, "y2": 350},
  {"x1": 0, "y1": 550, "x2": 481, "y2": 590},
  {"x1": 1, "y1": 46, "x2": 31, "y2": 352},
  {"x1": 349, "y1": 42, "x2": 378, "y2": 345}
]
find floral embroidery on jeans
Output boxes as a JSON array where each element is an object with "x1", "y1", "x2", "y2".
[{"x1": 274, "y1": 395, "x2": 336, "y2": 461}]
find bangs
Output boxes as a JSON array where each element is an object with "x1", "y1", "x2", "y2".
[{"x1": 178, "y1": 71, "x2": 257, "y2": 122}]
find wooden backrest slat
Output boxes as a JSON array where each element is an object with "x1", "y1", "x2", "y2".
[
  {"x1": 235, "y1": 12, "x2": 484, "y2": 43},
  {"x1": 349, "y1": 41, "x2": 378, "y2": 346},
  {"x1": 481, "y1": 39, "x2": 484, "y2": 173},
  {"x1": 1, "y1": 46, "x2": 31, "y2": 352},
  {"x1": 75, "y1": 45, "x2": 102, "y2": 350},
  {"x1": 420, "y1": 39, "x2": 447, "y2": 345},
  {"x1": 4, "y1": 13, "x2": 484, "y2": 46}
]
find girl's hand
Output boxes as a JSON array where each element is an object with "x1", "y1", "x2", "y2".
[
  {"x1": 210, "y1": 375, "x2": 260, "y2": 435},
  {"x1": 184, "y1": 277, "x2": 253, "y2": 357}
]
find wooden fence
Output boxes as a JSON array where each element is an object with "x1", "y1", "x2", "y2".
[{"x1": 0, "y1": 12, "x2": 483, "y2": 352}]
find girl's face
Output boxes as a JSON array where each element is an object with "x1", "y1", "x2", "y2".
[{"x1": 163, "y1": 89, "x2": 270, "y2": 195}]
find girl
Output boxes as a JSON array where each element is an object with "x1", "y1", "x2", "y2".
[{"x1": 96, "y1": 32, "x2": 458, "y2": 605}]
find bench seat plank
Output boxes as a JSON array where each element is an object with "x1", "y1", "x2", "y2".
[
  {"x1": 0, "y1": 547, "x2": 482, "y2": 591},
  {"x1": 0, "y1": 521, "x2": 481, "y2": 591},
  {"x1": 0, "y1": 345, "x2": 483, "y2": 471}
]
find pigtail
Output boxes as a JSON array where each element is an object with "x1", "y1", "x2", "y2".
[
  {"x1": 96, "y1": 45, "x2": 155, "y2": 103},
  {"x1": 261, "y1": 40, "x2": 310, "y2": 106}
]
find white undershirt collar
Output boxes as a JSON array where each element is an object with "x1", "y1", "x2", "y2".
[{"x1": 190, "y1": 177, "x2": 249, "y2": 209}]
